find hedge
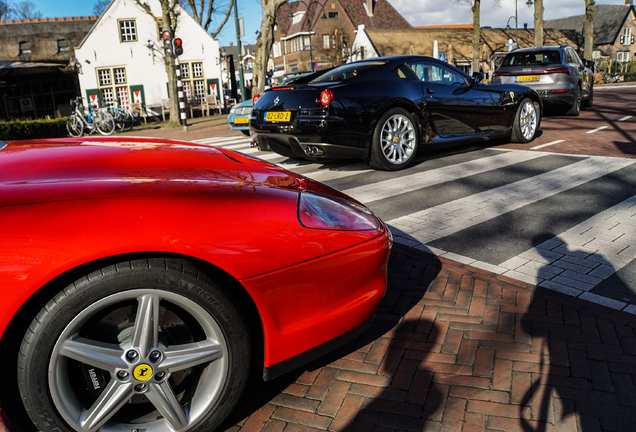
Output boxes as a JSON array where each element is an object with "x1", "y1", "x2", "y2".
[{"x1": 0, "y1": 118, "x2": 69, "y2": 141}]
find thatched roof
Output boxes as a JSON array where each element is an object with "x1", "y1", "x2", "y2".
[
  {"x1": 364, "y1": 27, "x2": 581, "y2": 61},
  {"x1": 544, "y1": 5, "x2": 635, "y2": 46}
]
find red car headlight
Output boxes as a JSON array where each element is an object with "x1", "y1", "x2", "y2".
[{"x1": 297, "y1": 190, "x2": 379, "y2": 231}]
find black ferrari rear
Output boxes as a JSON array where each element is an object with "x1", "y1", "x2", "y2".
[{"x1": 250, "y1": 56, "x2": 543, "y2": 171}]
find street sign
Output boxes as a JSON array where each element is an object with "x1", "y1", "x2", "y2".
[{"x1": 439, "y1": 53, "x2": 446, "y2": 62}]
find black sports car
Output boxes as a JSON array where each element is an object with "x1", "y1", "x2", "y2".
[{"x1": 250, "y1": 55, "x2": 543, "y2": 170}]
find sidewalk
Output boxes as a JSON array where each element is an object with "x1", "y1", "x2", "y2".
[
  {"x1": 121, "y1": 114, "x2": 240, "y2": 141},
  {"x1": 224, "y1": 244, "x2": 636, "y2": 432}
]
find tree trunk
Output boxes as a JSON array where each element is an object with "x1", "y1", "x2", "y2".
[
  {"x1": 534, "y1": 0, "x2": 544, "y2": 48},
  {"x1": 472, "y1": 0, "x2": 480, "y2": 75},
  {"x1": 584, "y1": 0, "x2": 595, "y2": 61},
  {"x1": 254, "y1": 0, "x2": 288, "y2": 95}
]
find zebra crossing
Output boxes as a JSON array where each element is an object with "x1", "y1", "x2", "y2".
[{"x1": 192, "y1": 135, "x2": 636, "y2": 314}]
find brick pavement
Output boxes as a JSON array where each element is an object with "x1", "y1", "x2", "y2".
[{"x1": 224, "y1": 243, "x2": 636, "y2": 432}]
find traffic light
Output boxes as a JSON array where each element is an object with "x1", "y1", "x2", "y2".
[
  {"x1": 173, "y1": 38, "x2": 183, "y2": 56},
  {"x1": 161, "y1": 30, "x2": 173, "y2": 56}
]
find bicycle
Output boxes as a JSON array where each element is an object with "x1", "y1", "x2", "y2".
[
  {"x1": 107, "y1": 102, "x2": 135, "y2": 132},
  {"x1": 66, "y1": 97, "x2": 116, "y2": 137}
]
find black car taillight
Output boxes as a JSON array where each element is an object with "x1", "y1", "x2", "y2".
[{"x1": 317, "y1": 89, "x2": 334, "y2": 107}]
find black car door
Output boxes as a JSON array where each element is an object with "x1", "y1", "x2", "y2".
[{"x1": 408, "y1": 61, "x2": 495, "y2": 137}]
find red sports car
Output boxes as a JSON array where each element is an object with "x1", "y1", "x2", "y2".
[{"x1": 0, "y1": 137, "x2": 391, "y2": 432}]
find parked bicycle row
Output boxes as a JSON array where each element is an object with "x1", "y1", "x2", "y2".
[{"x1": 65, "y1": 97, "x2": 136, "y2": 137}]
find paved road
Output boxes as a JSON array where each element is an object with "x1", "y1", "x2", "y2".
[
  {"x1": 136, "y1": 86, "x2": 636, "y2": 432},
  {"x1": 189, "y1": 86, "x2": 636, "y2": 315}
]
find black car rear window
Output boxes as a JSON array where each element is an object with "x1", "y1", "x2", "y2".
[
  {"x1": 310, "y1": 61, "x2": 386, "y2": 83},
  {"x1": 502, "y1": 51, "x2": 561, "y2": 66}
]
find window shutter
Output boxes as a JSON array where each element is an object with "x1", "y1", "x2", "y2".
[
  {"x1": 631, "y1": 35, "x2": 635, "y2": 44},
  {"x1": 620, "y1": 35, "x2": 625, "y2": 44}
]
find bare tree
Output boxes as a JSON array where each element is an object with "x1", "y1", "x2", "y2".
[
  {"x1": 93, "y1": 0, "x2": 110, "y2": 16},
  {"x1": 253, "y1": 0, "x2": 288, "y2": 95},
  {"x1": 320, "y1": 28, "x2": 349, "y2": 67},
  {"x1": 472, "y1": 0, "x2": 480, "y2": 74},
  {"x1": 0, "y1": 0, "x2": 10, "y2": 20},
  {"x1": 534, "y1": 0, "x2": 544, "y2": 47},
  {"x1": 8, "y1": 0, "x2": 41, "y2": 19},
  {"x1": 584, "y1": 0, "x2": 595, "y2": 60},
  {"x1": 181, "y1": 0, "x2": 234, "y2": 37},
  {"x1": 134, "y1": 0, "x2": 182, "y2": 127}
]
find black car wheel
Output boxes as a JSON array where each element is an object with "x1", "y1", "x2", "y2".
[
  {"x1": 582, "y1": 84, "x2": 594, "y2": 108},
  {"x1": 368, "y1": 108, "x2": 418, "y2": 171},
  {"x1": 511, "y1": 98, "x2": 539, "y2": 143},
  {"x1": 241, "y1": 130, "x2": 250, "y2": 136},
  {"x1": 565, "y1": 85, "x2": 581, "y2": 116},
  {"x1": 18, "y1": 258, "x2": 250, "y2": 432}
]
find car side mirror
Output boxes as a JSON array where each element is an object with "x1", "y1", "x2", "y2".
[{"x1": 471, "y1": 72, "x2": 485, "y2": 84}]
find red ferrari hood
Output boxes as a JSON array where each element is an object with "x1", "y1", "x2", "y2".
[{"x1": 0, "y1": 137, "x2": 318, "y2": 206}]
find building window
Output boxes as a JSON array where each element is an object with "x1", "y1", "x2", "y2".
[
  {"x1": 617, "y1": 51, "x2": 630, "y2": 62},
  {"x1": 289, "y1": 63, "x2": 298, "y2": 73},
  {"x1": 97, "y1": 67, "x2": 129, "y2": 107},
  {"x1": 322, "y1": 34, "x2": 329, "y2": 49},
  {"x1": 19, "y1": 41, "x2": 31, "y2": 55},
  {"x1": 57, "y1": 40, "x2": 69, "y2": 53},
  {"x1": 119, "y1": 20, "x2": 137, "y2": 43},
  {"x1": 273, "y1": 42, "x2": 281, "y2": 58},
  {"x1": 303, "y1": 35, "x2": 311, "y2": 50},
  {"x1": 328, "y1": 12, "x2": 338, "y2": 18},
  {"x1": 620, "y1": 28, "x2": 634, "y2": 45},
  {"x1": 180, "y1": 61, "x2": 206, "y2": 102}
]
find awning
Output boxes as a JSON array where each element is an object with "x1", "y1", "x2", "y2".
[{"x1": 0, "y1": 61, "x2": 66, "y2": 69}]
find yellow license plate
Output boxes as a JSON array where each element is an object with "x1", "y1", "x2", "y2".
[
  {"x1": 516, "y1": 75, "x2": 540, "y2": 82},
  {"x1": 265, "y1": 111, "x2": 291, "y2": 122},
  {"x1": 234, "y1": 117, "x2": 249, "y2": 124}
]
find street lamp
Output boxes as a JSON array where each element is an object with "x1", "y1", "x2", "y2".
[{"x1": 506, "y1": 0, "x2": 534, "y2": 49}]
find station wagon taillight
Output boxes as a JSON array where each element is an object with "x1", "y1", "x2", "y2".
[{"x1": 544, "y1": 67, "x2": 572, "y2": 75}]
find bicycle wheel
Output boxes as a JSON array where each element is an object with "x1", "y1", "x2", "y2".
[
  {"x1": 123, "y1": 110, "x2": 135, "y2": 131},
  {"x1": 111, "y1": 110, "x2": 126, "y2": 132},
  {"x1": 97, "y1": 112, "x2": 116, "y2": 135},
  {"x1": 66, "y1": 115, "x2": 84, "y2": 137}
]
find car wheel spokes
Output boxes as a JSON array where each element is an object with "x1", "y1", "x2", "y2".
[
  {"x1": 58, "y1": 338, "x2": 127, "y2": 372},
  {"x1": 79, "y1": 381, "x2": 134, "y2": 432},
  {"x1": 520, "y1": 102, "x2": 536, "y2": 140},
  {"x1": 146, "y1": 381, "x2": 189, "y2": 431},
  {"x1": 131, "y1": 293, "x2": 160, "y2": 358},
  {"x1": 49, "y1": 289, "x2": 229, "y2": 432},
  {"x1": 381, "y1": 114, "x2": 415, "y2": 165}
]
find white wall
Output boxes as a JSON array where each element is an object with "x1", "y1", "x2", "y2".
[
  {"x1": 75, "y1": 0, "x2": 221, "y2": 107},
  {"x1": 350, "y1": 25, "x2": 378, "y2": 63}
]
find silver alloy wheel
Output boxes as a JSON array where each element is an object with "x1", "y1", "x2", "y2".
[
  {"x1": 519, "y1": 101, "x2": 537, "y2": 141},
  {"x1": 380, "y1": 114, "x2": 416, "y2": 165},
  {"x1": 48, "y1": 289, "x2": 228, "y2": 432}
]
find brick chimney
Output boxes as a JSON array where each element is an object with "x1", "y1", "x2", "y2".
[
  {"x1": 627, "y1": 0, "x2": 633, "y2": 5},
  {"x1": 364, "y1": 0, "x2": 375, "y2": 17}
]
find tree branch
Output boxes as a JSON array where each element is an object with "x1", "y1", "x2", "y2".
[{"x1": 211, "y1": 0, "x2": 233, "y2": 38}]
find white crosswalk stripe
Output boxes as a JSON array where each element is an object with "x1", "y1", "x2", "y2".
[
  {"x1": 191, "y1": 134, "x2": 636, "y2": 312},
  {"x1": 341, "y1": 150, "x2": 546, "y2": 203}
]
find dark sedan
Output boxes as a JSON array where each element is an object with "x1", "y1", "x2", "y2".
[{"x1": 250, "y1": 55, "x2": 543, "y2": 171}]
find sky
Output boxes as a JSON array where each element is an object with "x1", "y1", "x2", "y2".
[{"x1": 28, "y1": 0, "x2": 634, "y2": 47}]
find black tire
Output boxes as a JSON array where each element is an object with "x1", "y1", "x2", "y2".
[
  {"x1": 241, "y1": 130, "x2": 250, "y2": 136},
  {"x1": 18, "y1": 258, "x2": 250, "y2": 432},
  {"x1": 582, "y1": 84, "x2": 593, "y2": 108},
  {"x1": 123, "y1": 110, "x2": 135, "y2": 131},
  {"x1": 510, "y1": 98, "x2": 539, "y2": 143},
  {"x1": 565, "y1": 85, "x2": 581, "y2": 116},
  {"x1": 368, "y1": 107, "x2": 419, "y2": 171}
]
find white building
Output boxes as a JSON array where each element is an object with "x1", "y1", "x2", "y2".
[{"x1": 74, "y1": 0, "x2": 222, "y2": 111}]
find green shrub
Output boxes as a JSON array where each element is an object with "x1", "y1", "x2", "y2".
[{"x1": 0, "y1": 118, "x2": 69, "y2": 141}]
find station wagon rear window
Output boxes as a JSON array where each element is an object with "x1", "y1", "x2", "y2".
[
  {"x1": 502, "y1": 51, "x2": 561, "y2": 67},
  {"x1": 311, "y1": 62, "x2": 386, "y2": 83}
]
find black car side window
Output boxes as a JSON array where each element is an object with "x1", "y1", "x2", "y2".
[
  {"x1": 392, "y1": 64, "x2": 419, "y2": 80},
  {"x1": 409, "y1": 62, "x2": 466, "y2": 86}
]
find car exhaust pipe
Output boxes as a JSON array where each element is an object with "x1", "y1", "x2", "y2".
[{"x1": 304, "y1": 146, "x2": 324, "y2": 156}]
